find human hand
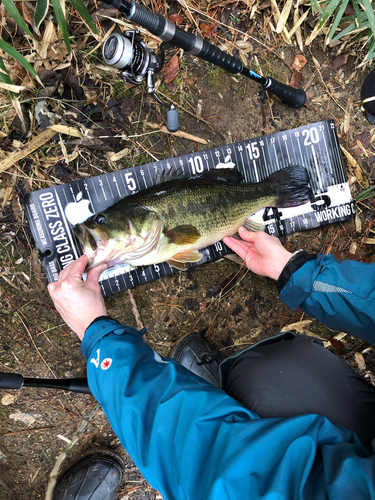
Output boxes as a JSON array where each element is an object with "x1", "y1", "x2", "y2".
[
  {"x1": 223, "y1": 227, "x2": 293, "y2": 280},
  {"x1": 48, "y1": 255, "x2": 108, "y2": 341}
]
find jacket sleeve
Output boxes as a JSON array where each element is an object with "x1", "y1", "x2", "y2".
[
  {"x1": 81, "y1": 318, "x2": 375, "y2": 500},
  {"x1": 279, "y1": 254, "x2": 375, "y2": 344}
]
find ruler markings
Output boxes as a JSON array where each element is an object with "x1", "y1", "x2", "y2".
[
  {"x1": 24, "y1": 120, "x2": 353, "y2": 296},
  {"x1": 311, "y1": 144, "x2": 324, "y2": 192}
]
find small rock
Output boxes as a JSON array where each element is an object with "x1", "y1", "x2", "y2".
[
  {"x1": 206, "y1": 285, "x2": 221, "y2": 298},
  {"x1": 1, "y1": 394, "x2": 17, "y2": 406},
  {"x1": 183, "y1": 298, "x2": 200, "y2": 311}
]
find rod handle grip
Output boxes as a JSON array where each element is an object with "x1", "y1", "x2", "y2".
[
  {"x1": 264, "y1": 78, "x2": 306, "y2": 109},
  {"x1": 0, "y1": 372, "x2": 24, "y2": 390}
]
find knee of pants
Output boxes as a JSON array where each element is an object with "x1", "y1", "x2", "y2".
[{"x1": 225, "y1": 334, "x2": 375, "y2": 451}]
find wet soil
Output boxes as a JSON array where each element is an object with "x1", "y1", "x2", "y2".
[{"x1": 1, "y1": 20, "x2": 375, "y2": 500}]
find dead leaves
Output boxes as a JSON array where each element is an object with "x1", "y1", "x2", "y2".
[
  {"x1": 340, "y1": 146, "x2": 368, "y2": 189},
  {"x1": 169, "y1": 13, "x2": 185, "y2": 25},
  {"x1": 329, "y1": 51, "x2": 349, "y2": 71},
  {"x1": 290, "y1": 71, "x2": 304, "y2": 89},
  {"x1": 291, "y1": 54, "x2": 307, "y2": 71},
  {"x1": 290, "y1": 55, "x2": 306, "y2": 90},
  {"x1": 165, "y1": 54, "x2": 180, "y2": 85}
]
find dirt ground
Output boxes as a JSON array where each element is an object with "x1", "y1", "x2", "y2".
[{"x1": 1, "y1": 6, "x2": 375, "y2": 499}]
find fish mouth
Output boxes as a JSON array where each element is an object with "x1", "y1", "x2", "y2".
[
  {"x1": 73, "y1": 217, "x2": 163, "y2": 271},
  {"x1": 73, "y1": 224, "x2": 113, "y2": 270}
]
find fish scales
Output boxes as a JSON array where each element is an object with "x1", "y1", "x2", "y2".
[
  {"x1": 75, "y1": 166, "x2": 312, "y2": 270},
  {"x1": 135, "y1": 179, "x2": 278, "y2": 247}
]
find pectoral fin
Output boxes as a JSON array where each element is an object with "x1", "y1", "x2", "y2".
[
  {"x1": 244, "y1": 219, "x2": 265, "y2": 232},
  {"x1": 168, "y1": 249, "x2": 203, "y2": 270},
  {"x1": 166, "y1": 225, "x2": 201, "y2": 245}
]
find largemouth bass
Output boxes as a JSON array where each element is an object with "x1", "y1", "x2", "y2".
[{"x1": 74, "y1": 166, "x2": 311, "y2": 271}]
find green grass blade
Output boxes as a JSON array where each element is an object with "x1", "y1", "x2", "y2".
[
  {"x1": 0, "y1": 57, "x2": 13, "y2": 85},
  {"x1": 316, "y1": 0, "x2": 342, "y2": 30},
  {"x1": 327, "y1": 0, "x2": 350, "y2": 42},
  {"x1": 34, "y1": 0, "x2": 49, "y2": 30},
  {"x1": 0, "y1": 39, "x2": 41, "y2": 84},
  {"x1": 1, "y1": 0, "x2": 34, "y2": 38},
  {"x1": 355, "y1": 185, "x2": 375, "y2": 202},
  {"x1": 69, "y1": 0, "x2": 99, "y2": 35},
  {"x1": 310, "y1": 0, "x2": 323, "y2": 15},
  {"x1": 352, "y1": 0, "x2": 361, "y2": 21},
  {"x1": 360, "y1": 0, "x2": 375, "y2": 40},
  {"x1": 331, "y1": 20, "x2": 367, "y2": 42},
  {"x1": 0, "y1": 56, "x2": 14, "y2": 98},
  {"x1": 364, "y1": 36, "x2": 375, "y2": 62},
  {"x1": 50, "y1": 0, "x2": 71, "y2": 53}
]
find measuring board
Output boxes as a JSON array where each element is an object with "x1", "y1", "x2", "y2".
[{"x1": 24, "y1": 119, "x2": 354, "y2": 296}]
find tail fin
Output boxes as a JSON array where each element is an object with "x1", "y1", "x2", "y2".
[{"x1": 269, "y1": 165, "x2": 312, "y2": 208}]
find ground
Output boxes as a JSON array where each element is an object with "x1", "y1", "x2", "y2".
[{"x1": 0, "y1": 4, "x2": 375, "y2": 499}]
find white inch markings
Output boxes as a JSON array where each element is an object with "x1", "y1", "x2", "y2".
[
  {"x1": 82, "y1": 178, "x2": 94, "y2": 207},
  {"x1": 105, "y1": 174, "x2": 115, "y2": 200},
  {"x1": 55, "y1": 190, "x2": 79, "y2": 260},
  {"x1": 124, "y1": 171, "x2": 137, "y2": 193},
  {"x1": 140, "y1": 268, "x2": 148, "y2": 283},
  {"x1": 329, "y1": 123, "x2": 346, "y2": 184},
  {"x1": 253, "y1": 160, "x2": 259, "y2": 182},
  {"x1": 98, "y1": 177, "x2": 107, "y2": 201},
  {"x1": 188, "y1": 155, "x2": 204, "y2": 175},
  {"x1": 91, "y1": 177, "x2": 100, "y2": 202},
  {"x1": 237, "y1": 143, "x2": 249, "y2": 182},
  {"x1": 294, "y1": 131, "x2": 305, "y2": 168},
  {"x1": 311, "y1": 144, "x2": 324, "y2": 192},
  {"x1": 112, "y1": 174, "x2": 122, "y2": 197},
  {"x1": 270, "y1": 138, "x2": 281, "y2": 173},
  {"x1": 139, "y1": 167, "x2": 148, "y2": 189},
  {"x1": 319, "y1": 123, "x2": 334, "y2": 178},
  {"x1": 259, "y1": 140, "x2": 269, "y2": 179},
  {"x1": 177, "y1": 156, "x2": 185, "y2": 175},
  {"x1": 281, "y1": 132, "x2": 291, "y2": 165}
]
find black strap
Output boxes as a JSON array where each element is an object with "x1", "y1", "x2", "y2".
[{"x1": 277, "y1": 251, "x2": 317, "y2": 294}]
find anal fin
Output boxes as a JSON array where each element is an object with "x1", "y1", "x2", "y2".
[
  {"x1": 244, "y1": 219, "x2": 265, "y2": 232},
  {"x1": 168, "y1": 249, "x2": 203, "y2": 270}
]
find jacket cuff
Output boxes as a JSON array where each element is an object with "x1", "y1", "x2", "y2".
[
  {"x1": 81, "y1": 317, "x2": 146, "y2": 359},
  {"x1": 277, "y1": 250, "x2": 317, "y2": 294},
  {"x1": 85, "y1": 315, "x2": 114, "y2": 331}
]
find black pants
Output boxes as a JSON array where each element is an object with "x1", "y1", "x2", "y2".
[{"x1": 224, "y1": 334, "x2": 375, "y2": 451}]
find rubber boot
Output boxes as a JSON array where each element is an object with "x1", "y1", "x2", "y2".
[
  {"x1": 171, "y1": 333, "x2": 224, "y2": 387},
  {"x1": 52, "y1": 449, "x2": 123, "y2": 500}
]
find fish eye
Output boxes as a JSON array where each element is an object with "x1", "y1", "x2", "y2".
[{"x1": 94, "y1": 214, "x2": 106, "y2": 225}]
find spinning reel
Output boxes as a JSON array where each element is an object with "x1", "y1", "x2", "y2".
[{"x1": 102, "y1": 30, "x2": 179, "y2": 132}]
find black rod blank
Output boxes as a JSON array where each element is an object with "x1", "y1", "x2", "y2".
[
  {"x1": 0, "y1": 372, "x2": 91, "y2": 394},
  {"x1": 101, "y1": 0, "x2": 306, "y2": 108}
]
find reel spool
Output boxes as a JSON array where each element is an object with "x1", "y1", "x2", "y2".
[{"x1": 102, "y1": 31, "x2": 179, "y2": 132}]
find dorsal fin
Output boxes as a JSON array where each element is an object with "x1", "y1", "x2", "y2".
[
  {"x1": 154, "y1": 168, "x2": 183, "y2": 185},
  {"x1": 153, "y1": 166, "x2": 243, "y2": 186},
  {"x1": 190, "y1": 168, "x2": 243, "y2": 183}
]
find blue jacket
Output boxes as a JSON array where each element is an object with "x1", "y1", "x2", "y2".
[{"x1": 81, "y1": 255, "x2": 375, "y2": 499}]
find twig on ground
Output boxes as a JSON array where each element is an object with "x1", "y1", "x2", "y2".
[
  {"x1": 127, "y1": 289, "x2": 144, "y2": 330},
  {"x1": 44, "y1": 404, "x2": 100, "y2": 500}
]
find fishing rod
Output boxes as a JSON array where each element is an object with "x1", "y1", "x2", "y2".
[
  {"x1": 100, "y1": 0, "x2": 306, "y2": 131},
  {"x1": 0, "y1": 372, "x2": 91, "y2": 394}
]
